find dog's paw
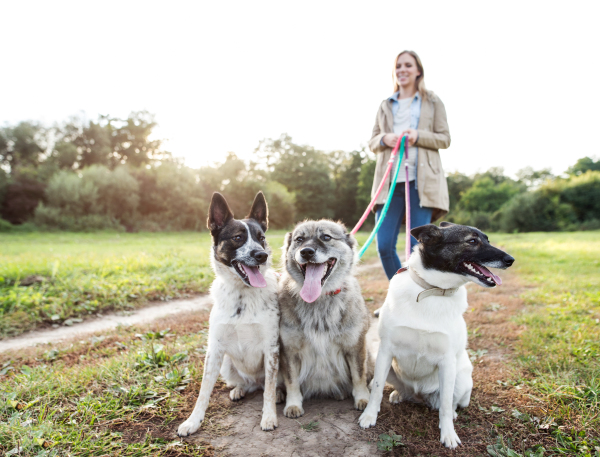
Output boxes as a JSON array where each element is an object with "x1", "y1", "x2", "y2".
[
  {"x1": 275, "y1": 388, "x2": 286, "y2": 404},
  {"x1": 260, "y1": 411, "x2": 278, "y2": 431},
  {"x1": 229, "y1": 386, "x2": 245, "y2": 401},
  {"x1": 354, "y1": 398, "x2": 369, "y2": 411},
  {"x1": 358, "y1": 410, "x2": 378, "y2": 429},
  {"x1": 177, "y1": 418, "x2": 202, "y2": 437},
  {"x1": 440, "y1": 428, "x2": 462, "y2": 449},
  {"x1": 389, "y1": 390, "x2": 402, "y2": 404},
  {"x1": 453, "y1": 410, "x2": 458, "y2": 420},
  {"x1": 283, "y1": 404, "x2": 304, "y2": 418}
]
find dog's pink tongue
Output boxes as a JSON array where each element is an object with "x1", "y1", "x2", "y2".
[
  {"x1": 241, "y1": 265, "x2": 267, "y2": 288},
  {"x1": 473, "y1": 263, "x2": 502, "y2": 286},
  {"x1": 300, "y1": 263, "x2": 326, "y2": 303}
]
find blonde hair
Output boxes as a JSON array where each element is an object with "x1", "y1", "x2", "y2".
[{"x1": 393, "y1": 50, "x2": 427, "y2": 100}]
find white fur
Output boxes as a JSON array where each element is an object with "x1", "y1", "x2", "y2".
[
  {"x1": 177, "y1": 228, "x2": 280, "y2": 436},
  {"x1": 358, "y1": 250, "x2": 473, "y2": 449}
]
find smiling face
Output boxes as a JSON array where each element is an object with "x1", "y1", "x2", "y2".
[
  {"x1": 411, "y1": 222, "x2": 515, "y2": 288},
  {"x1": 395, "y1": 52, "x2": 421, "y2": 93},
  {"x1": 283, "y1": 220, "x2": 356, "y2": 303}
]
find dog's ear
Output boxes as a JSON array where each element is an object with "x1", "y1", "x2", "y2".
[
  {"x1": 247, "y1": 191, "x2": 268, "y2": 232},
  {"x1": 282, "y1": 232, "x2": 293, "y2": 256},
  {"x1": 439, "y1": 221, "x2": 456, "y2": 228},
  {"x1": 411, "y1": 224, "x2": 443, "y2": 246},
  {"x1": 207, "y1": 192, "x2": 234, "y2": 234},
  {"x1": 344, "y1": 231, "x2": 357, "y2": 249}
]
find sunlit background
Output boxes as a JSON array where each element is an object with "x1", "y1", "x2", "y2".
[{"x1": 2, "y1": 0, "x2": 598, "y2": 176}]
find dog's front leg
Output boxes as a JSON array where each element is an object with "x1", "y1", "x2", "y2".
[
  {"x1": 177, "y1": 345, "x2": 224, "y2": 436},
  {"x1": 438, "y1": 356, "x2": 461, "y2": 449},
  {"x1": 260, "y1": 344, "x2": 279, "y2": 431},
  {"x1": 281, "y1": 351, "x2": 304, "y2": 418},
  {"x1": 346, "y1": 341, "x2": 371, "y2": 411},
  {"x1": 359, "y1": 342, "x2": 393, "y2": 428}
]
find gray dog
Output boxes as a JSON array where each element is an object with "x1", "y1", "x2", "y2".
[{"x1": 278, "y1": 220, "x2": 372, "y2": 418}]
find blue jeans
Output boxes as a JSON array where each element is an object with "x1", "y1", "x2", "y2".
[{"x1": 375, "y1": 181, "x2": 433, "y2": 280}]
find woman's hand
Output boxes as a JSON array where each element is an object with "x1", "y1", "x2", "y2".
[
  {"x1": 382, "y1": 134, "x2": 401, "y2": 148},
  {"x1": 400, "y1": 129, "x2": 419, "y2": 146}
]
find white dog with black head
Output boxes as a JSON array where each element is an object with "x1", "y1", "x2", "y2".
[{"x1": 177, "y1": 192, "x2": 280, "y2": 436}]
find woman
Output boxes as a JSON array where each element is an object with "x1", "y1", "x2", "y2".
[{"x1": 369, "y1": 50, "x2": 451, "y2": 280}]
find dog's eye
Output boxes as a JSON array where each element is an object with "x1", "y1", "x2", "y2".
[
  {"x1": 259, "y1": 235, "x2": 265, "y2": 241},
  {"x1": 233, "y1": 235, "x2": 243, "y2": 241},
  {"x1": 322, "y1": 234, "x2": 331, "y2": 241},
  {"x1": 468, "y1": 239, "x2": 477, "y2": 244},
  {"x1": 295, "y1": 237, "x2": 304, "y2": 243}
]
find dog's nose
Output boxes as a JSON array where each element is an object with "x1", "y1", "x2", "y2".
[
  {"x1": 503, "y1": 255, "x2": 515, "y2": 267},
  {"x1": 300, "y1": 247, "x2": 315, "y2": 259},
  {"x1": 252, "y1": 250, "x2": 269, "y2": 264}
]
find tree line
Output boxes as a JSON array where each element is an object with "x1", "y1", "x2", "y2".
[{"x1": 1, "y1": 113, "x2": 599, "y2": 233}]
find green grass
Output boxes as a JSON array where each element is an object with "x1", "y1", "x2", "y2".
[
  {"x1": 1, "y1": 322, "x2": 213, "y2": 456},
  {"x1": 492, "y1": 231, "x2": 600, "y2": 452},
  {"x1": 0, "y1": 231, "x2": 379, "y2": 338},
  {"x1": 1, "y1": 230, "x2": 600, "y2": 455}
]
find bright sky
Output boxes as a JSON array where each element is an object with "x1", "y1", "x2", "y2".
[{"x1": 2, "y1": 1, "x2": 599, "y2": 177}]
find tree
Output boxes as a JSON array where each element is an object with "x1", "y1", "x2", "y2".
[
  {"x1": 446, "y1": 172, "x2": 474, "y2": 211},
  {"x1": 516, "y1": 166, "x2": 554, "y2": 189},
  {"x1": 567, "y1": 157, "x2": 600, "y2": 176},
  {"x1": 0, "y1": 122, "x2": 45, "y2": 172},
  {"x1": 256, "y1": 135, "x2": 335, "y2": 221}
]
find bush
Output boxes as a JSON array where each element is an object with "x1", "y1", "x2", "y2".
[
  {"x1": 34, "y1": 204, "x2": 124, "y2": 231},
  {"x1": 0, "y1": 176, "x2": 46, "y2": 224},
  {"x1": 458, "y1": 177, "x2": 522, "y2": 213},
  {"x1": 46, "y1": 170, "x2": 100, "y2": 216},
  {"x1": 560, "y1": 171, "x2": 600, "y2": 222},
  {"x1": 498, "y1": 188, "x2": 577, "y2": 232}
]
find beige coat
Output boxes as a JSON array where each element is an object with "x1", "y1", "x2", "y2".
[{"x1": 369, "y1": 90, "x2": 450, "y2": 222}]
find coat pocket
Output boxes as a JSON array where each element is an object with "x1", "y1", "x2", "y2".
[{"x1": 426, "y1": 150, "x2": 441, "y2": 174}]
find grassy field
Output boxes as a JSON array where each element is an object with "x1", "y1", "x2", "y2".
[
  {"x1": 0, "y1": 231, "x2": 379, "y2": 339},
  {"x1": 1, "y1": 230, "x2": 599, "y2": 455}
]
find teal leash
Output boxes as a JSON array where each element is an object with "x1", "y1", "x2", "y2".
[{"x1": 358, "y1": 136, "x2": 407, "y2": 258}]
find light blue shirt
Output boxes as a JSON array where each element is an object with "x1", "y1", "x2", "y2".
[{"x1": 381, "y1": 91, "x2": 422, "y2": 188}]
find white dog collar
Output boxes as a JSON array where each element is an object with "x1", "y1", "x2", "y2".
[{"x1": 396, "y1": 267, "x2": 459, "y2": 302}]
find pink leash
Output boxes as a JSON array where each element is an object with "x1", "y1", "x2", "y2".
[
  {"x1": 350, "y1": 135, "x2": 407, "y2": 235},
  {"x1": 404, "y1": 147, "x2": 411, "y2": 261}
]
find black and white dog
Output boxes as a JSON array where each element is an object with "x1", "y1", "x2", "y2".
[
  {"x1": 359, "y1": 222, "x2": 514, "y2": 448},
  {"x1": 178, "y1": 192, "x2": 280, "y2": 436}
]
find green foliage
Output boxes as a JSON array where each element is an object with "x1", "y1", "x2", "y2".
[
  {"x1": 259, "y1": 134, "x2": 335, "y2": 220},
  {"x1": 459, "y1": 177, "x2": 523, "y2": 213},
  {"x1": 377, "y1": 432, "x2": 404, "y2": 451},
  {"x1": 0, "y1": 121, "x2": 45, "y2": 172},
  {"x1": 487, "y1": 436, "x2": 545, "y2": 457},
  {"x1": 567, "y1": 156, "x2": 600, "y2": 176},
  {"x1": 447, "y1": 171, "x2": 474, "y2": 211},
  {"x1": 0, "y1": 326, "x2": 212, "y2": 456},
  {"x1": 0, "y1": 175, "x2": 46, "y2": 224},
  {"x1": 560, "y1": 171, "x2": 600, "y2": 221},
  {"x1": 494, "y1": 231, "x2": 600, "y2": 441},
  {"x1": 499, "y1": 186, "x2": 577, "y2": 232}
]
